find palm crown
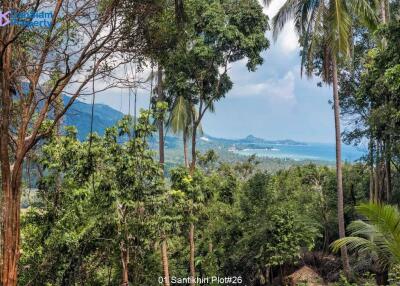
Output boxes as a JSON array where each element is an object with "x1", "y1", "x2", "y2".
[{"x1": 265, "y1": 0, "x2": 378, "y2": 79}]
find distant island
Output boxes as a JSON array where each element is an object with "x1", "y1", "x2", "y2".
[
  {"x1": 63, "y1": 97, "x2": 305, "y2": 146},
  {"x1": 63, "y1": 97, "x2": 364, "y2": 167},
  {"x1": 200, "y1": 134, "x2": 306, "y2": 147}
]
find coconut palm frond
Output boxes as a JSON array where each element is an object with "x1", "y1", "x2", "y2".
[
  {"x1": 274, "y1": 0, "x2": 376, "y2": 81},
  {"x1": 272, "y1": 0, "x2": 301, "y2": 40},
  {"x1": 346, "y1": 220, "x2": 380, "y2": 237},
  {"x1": 168, "y1": 96, "x2": 191, "y2": 135},
  {"x1": 206, "y1": 100, "x2": 216, "y2": 113},
  {"x1": 356, "y1": 203, "x2": 400, "y2": 241},
  {"x1": 167, "y1": 95, "x2": 204, "y2": 138},
  {"x1": 332, "y1": 236, "x2": 379, "y2": 255},
  {"x1": 329, "y1": 0, "x2": 352, "y2": 55},
  {"x1": 332, "y1": 203, "x2": 400, "y2": 270},
  {"x1": 300, "y1": 0, "x2": 326, "y2": 77},
  {"x1": 297, "y1": 0, "x2": 319, "y2": 34},
  {"x1": 332, "y1": 236, "x2": 392, "y2": 268},
  {"x1": 349, "y1": 0, "x2": 378, "y2": 30}
]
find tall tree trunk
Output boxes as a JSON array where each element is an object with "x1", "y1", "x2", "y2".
[
  {"x1": 156, "y1": 65, "x2": 171, "y2": 286},
  {"x1": 189, "y1": 222, "x2": 195, "y2": 286},
  {"x1": 183, "y1": 131, "x2": 189, "y2": 168},
  {"x1": 380, "y1": 0, "x2": 388, "y2": 24},
  {"x1": 1, "y1": 31, "x2": 20, "y2": 286},
  {"x1": 161, "y1": 239, "x2": 170, "y2": 286},
  {"x1": 385, "y1": 0, "x2": 390, "y2": 22},
  {"x1": 374, "y1": 141, "x2": 381, "y2": 202},
  {"x1": 332, "y1": 55, "x2": 351, "y2": 277},
  {"x1": 380, "y1": 0, "x2": 388, "y2": 48},
  {"x1": 54, "y1": 95, "x2": 64, "y2": 209},
  {"x1": 369, "y1": 168, "x2": 374, "y2": 202},
  {"x1": 369, "y1": 139, "x2": 375, "y2": 202},
  {"x1": 190, "y1": 122, "x2": 197, "y2": 174},
  {"x1": 385, "y1": 157, "x2": 391, "y2": 201},
  {"x1": 374, "y1": 165, "x2": 380, "y2": 202},
  {"x1": 1, "y1": 181, "x2": 21, "y2": 286},
  {"x1": 157, "y1": 66, "x2": 165, "y2": 173},
  {"x1": 384, "y1": 140, "x2": 391, "y2": 202},
  {"x1": 376, "y1": 142, "x2": 386, "y2": 202},
  {"x1": 120, "y1": 241, "x2": 129, "y2": 286}
]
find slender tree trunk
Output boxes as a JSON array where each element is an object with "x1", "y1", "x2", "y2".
[
  {"x1": 157, "y1": 66, "x2": 165, "y2": 173},
  {"x1": 385, "y1": 157, "x2": 391, "y2": 201},
  {"x1": 384, "y1": 138, "x2": 392, "y2": 202},
  {"x1": 332, "y1": 55, "x2": 351, "y2": 277},
  {"x1": 120, "y1": 241, "x2": 129, "y2": 286},
  {"x1": 374, "y1": 165, "x2": 380, "y2": 203},
  {"x1": 376, "y1": 142, "x2": 386, "y2": 202},
  {"x1": 183, "y1": 131, "x2": 189, "y2": 168},
  {"x1": 54, "y1": 95, "x2": 64, "y2": 209},
  {"x1": 189, "y1": 222, "x2": 195, "y2": 286},
  {"x1": 380, "y1": 0, "x2": 388, "y2": 24},
  {"x1": 1, "y1": 182, "x2": 21, "y2": 286},
  {"x1": 374, "y1": 141, "x2": 381, "y2": 202},
  {"x1": 380, "y1": 0, "x2": 389, "y2": 48},
  {"x1": 385, "y1": 0, "x2": 390, "y2": 22},
  {"x1": 161, "y1": 239, "x2": 170, "y2": 286},
  {"x1": 1, "y1": 32, "x2": 20, "y2": 286},
  {"x1": 369, "y1": 139, "x2": 375, "y2": 202},
  {"x1": 190, "y1": 122, "x2": 197, "y2": 174},
  {"x1": 370, "y1": 170, "x2": 375, "y2": 202},
  {"x1": 208, "y1": 241, "x2": 213, "y2": 254},
  {"x1": 323, "y1": 226, "x2": 329, "y2": 253},
  {"x1": 156, "y1": 65, "x2": 171, "y2": 286}
]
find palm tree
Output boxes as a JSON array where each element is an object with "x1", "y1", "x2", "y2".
[
  {"x1": 167, "y1": 95, "x2": 203, "y2": 168},
  {"x1": 168, "y1": 96, "x2": 191, "y2": 167},
  {"x1": 147, "y1": 66, "x2": 171, "y2": 286},
  {"x1": 265, "y1": 0, "x2": 378, "y2": 276},
  {"x1": 332, "y1": 203, "x2": 400, "y2": 285},
  {"x1": 168, "y1": 96, "x2": 208, "y2": 286}
]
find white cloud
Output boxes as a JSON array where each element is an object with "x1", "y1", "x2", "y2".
[
  {"x1": 275, "y1": 22, "x2": 299, "y2": 54},
  {"x1": 232, "y1": 71, "x2": 296, "y2": 103}
]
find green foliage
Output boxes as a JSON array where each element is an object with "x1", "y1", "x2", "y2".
[
  {"x1": 20, "y1": 112, "x2": 166, "y2": 285},
  {"x1": 388, "y1": 264, "x2": 400, "y2": 285},
  {"x1": 161, "y1": 0, "x2": 269, "y2": 120},
  {"x1": 207, "y1": 167, "x2": 322, "y2": 285},
  {"x1": 332, "y1": 203, "x2": 400, "y2": 270},
  {"x1": 8, "y1": 0, "x2": 400, "y2": 285},
  {"x1": 21, "y1": 131, "x2": 375, "y2": 285},
  {"x1": 358, "y1": 23, "x2": 400, "y2": 144},
  {"x1": 334, "y1": 273, "x2": 358, "y2": 286},
  {"x1": 340, "y1": 20, "x2": 400, "y2": 205}
]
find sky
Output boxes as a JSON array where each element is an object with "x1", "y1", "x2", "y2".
[{"x1": 83, "y1": 0, "x2": 337, "y2": 144}]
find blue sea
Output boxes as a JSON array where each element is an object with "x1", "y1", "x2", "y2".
[{"x1": 233, "y1": 143, "x2": 367, "y2": 162}]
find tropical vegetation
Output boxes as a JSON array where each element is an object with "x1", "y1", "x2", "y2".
[{"x1": 0, "y1": 0, "x2": 400, "y2": 285}]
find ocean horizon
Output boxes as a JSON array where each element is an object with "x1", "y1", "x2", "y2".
[{"x1": 232, "y1": 142, "x2": 367, "y2": 162}]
